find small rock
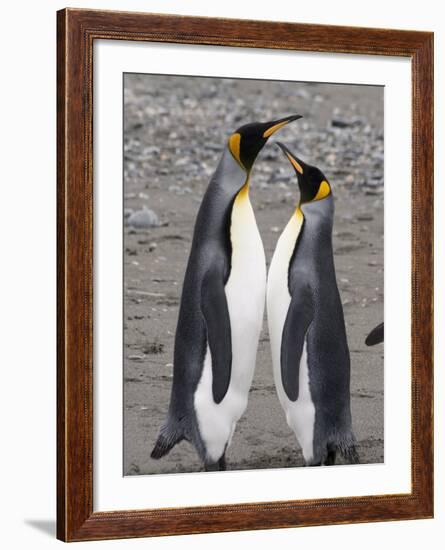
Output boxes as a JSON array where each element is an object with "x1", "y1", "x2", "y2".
[
  {"x1": 128, "y1": 354, "x2": 145, "y2": 361},
  {"x1": 168, "y1": 184, "x2": 192, "y2": 195},
  {"x1": 331, "y1": 117, "x2": 362, "y2": 129},
  {"x1": 271, "y1": 174, "x2": 288, "y2": 184},
  {"x1": 262, "y1": 149, "x2": 279, "y2": 161},
  {"x1": 365, "y1": 188, "x2": 384, "y2": 196},
  {"x1": 127, "y1": 463, "x2": 141, "y2": 475},
  {"x1": 204, "y1": 143, "x2": 223, "y2": 152},
  {"x1": 364, "y1": 179, "x2": 383, "y2": 188},
  {"x1": 143, "y1": 145, "x2": 160, "y2": 156},
  {"x1": 143, "y1": 342, "x2": 164, "y2": 354},
  {"x1": 295, "y1": 88, "x2": 310, "y2": 100},
  {"x1": 127, "y1": 206, "x2": 159, "y2": 228}
]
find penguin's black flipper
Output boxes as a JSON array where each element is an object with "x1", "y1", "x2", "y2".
[
  {"x1": 201, "y1": 268, "x2": 232, "y2": 404},
  {"x1": 281, "y1": 281, "x2": 313, "y2": 402},
  {"x1": 365, "y1": 322, "x2": 384, "y2": 346}
]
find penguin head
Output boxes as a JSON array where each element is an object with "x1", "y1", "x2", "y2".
[
  {"x1": 276, "y1": 142, "x2": 331, "y2": 204},
  {"x1": 228, "y1": 115, "x2": 302, "y2": 172}
]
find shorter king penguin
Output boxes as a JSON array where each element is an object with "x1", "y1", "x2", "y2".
[
  {"x1": 267, "y1": 142, "x2": 358, "y2": 466},
  {"x1": 151, "y1": 115, "x2": 302, "y2": 471}
]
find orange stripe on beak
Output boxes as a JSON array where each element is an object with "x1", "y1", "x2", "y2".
[
  {"x1": 286, "y1": 152, "x2": 304, "y2": 174},
  {"x1": 263, "y1": 120, "x2": 291, "y2": 138}
]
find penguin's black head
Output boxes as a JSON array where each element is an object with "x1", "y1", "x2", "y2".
[
  {"x1": 228, "y1": 115, "x2": 302, "y2": 172},
  {"x1": 276, "y1": 142, "x2": 331, "y2": 204}
]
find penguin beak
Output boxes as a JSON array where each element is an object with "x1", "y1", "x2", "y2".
[
  {"x1": 275, "y1": 142, "x2": 305, "y2": 176},
  {"x1": 262, "y1": 114, "x2": 303, "y2": 138}
]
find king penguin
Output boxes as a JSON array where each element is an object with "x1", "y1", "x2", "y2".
[
  {"x1": 151, "y1": 115, "x2": 302, "y2": 471},
  {"x1": 365, "y1": 322, "x2": 384, "y2": 346},
  {"x1": 266, "y1": 142, "x2": 358, "y2": 467}
]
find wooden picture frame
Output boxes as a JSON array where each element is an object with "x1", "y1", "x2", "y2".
[{"x1": 57, "y1": 8, "x2": 434, "y2": 542}]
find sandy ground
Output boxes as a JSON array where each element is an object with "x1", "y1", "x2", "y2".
[{"x1": 123, "y1": 74, "x2": 384, "y2": 475}]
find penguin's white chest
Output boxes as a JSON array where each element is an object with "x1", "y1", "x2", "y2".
[
  {"x1": 225, "y1": 188, "x2": 266, "y2": 392},
  {"x1": 266, "y1": 211, "x2": 316, "y2": 462},
  {"x1": 194, "y1": 187, "x2": 266, "y2": 462}
]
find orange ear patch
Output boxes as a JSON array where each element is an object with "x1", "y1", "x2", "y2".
[
  {"x1": 228, "y1": 133, "x2": 242, "y2": 165},
  {"x1": 313, "y1": 180, "x2": 331, "y2": 201}
]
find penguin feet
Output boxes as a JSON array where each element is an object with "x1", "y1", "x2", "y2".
[
  {"x1": 204, "y1": 453, "x2": 227, "y2": 472},
  {"x1": 324, "y1": 449, "x2": 337, "y2": 466},
  {"x1": 218, "y1": 454, "x2": 227, "y2": 471},
  {"x1": 305, "y1": 444, "x2": 337, "y2": 467}
]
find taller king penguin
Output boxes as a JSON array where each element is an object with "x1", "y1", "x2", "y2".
[{"x1": 152, "y1": 115, "x2": 302, "y2": 470}]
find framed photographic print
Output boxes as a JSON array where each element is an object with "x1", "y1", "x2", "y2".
[{"x1": 57, "y1": 8, "x2": 434, "y2": 542}]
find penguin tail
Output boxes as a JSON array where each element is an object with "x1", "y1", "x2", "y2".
[
  {"x1": 151, "y1": 420, "x2": 184, "y2": 459},
  {"x1": 340, "y1": 443, "x2": 360, "y2": 465},
  {"x1": 332, "y1": 433, "x2": 360, "y2": 464},
  {"x1": 325, "y1": 431, "x2": 360, "y2": 464}
]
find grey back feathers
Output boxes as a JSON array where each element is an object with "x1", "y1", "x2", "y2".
[{"x1": 301, "y1": 198, "x2": 356, "y2": 464}]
